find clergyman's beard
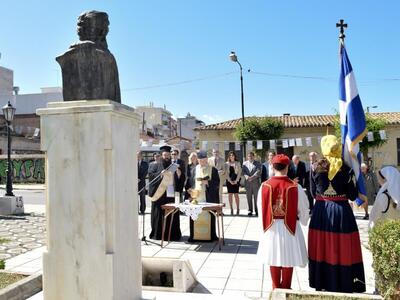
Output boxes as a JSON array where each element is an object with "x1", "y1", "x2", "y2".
[{"x1": 162, "y1": 158, "x2": 171, "y2": 169}]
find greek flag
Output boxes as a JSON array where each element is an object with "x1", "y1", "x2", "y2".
[{"x1": 338, "y1": 43, "x2": 367, "y2": 206}]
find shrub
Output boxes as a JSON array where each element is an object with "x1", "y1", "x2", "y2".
[
  {"x1": 369, "y1": 219, "x2": 400, "y2": 299},
  {"x1": 234, "y1": 117, "x2": 284, "y2": 158}
]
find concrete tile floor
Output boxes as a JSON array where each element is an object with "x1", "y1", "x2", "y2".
[{"x1": 15, "y1": 193, "x2": 376, "y2": 299}]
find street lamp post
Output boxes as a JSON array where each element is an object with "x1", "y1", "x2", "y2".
[
  {"x1": 2, "y1": 101, "x2": 16, "y2": 197},
  {"x1": 229, "y1": 51, "x2": 246, "y2": 159},
  {"x1": 366, "y1": 105, "x2": 378, "y2": 113}
]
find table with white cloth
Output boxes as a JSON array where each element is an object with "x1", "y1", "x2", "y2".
[{"x1": 161, "y1": 202, "x2": 225, "y2": 250}]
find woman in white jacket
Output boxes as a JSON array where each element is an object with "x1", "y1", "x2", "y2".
[{"x1": 368, "y1": 166, "x2": 400, "y2": 230}]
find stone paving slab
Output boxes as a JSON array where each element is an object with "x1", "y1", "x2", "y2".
[
  {"x1": 0, "y1": 213, "x2": 45, "y2": 261},
  {"x1": 10, "y1": 194, "x2": 377, "y2": 299}
]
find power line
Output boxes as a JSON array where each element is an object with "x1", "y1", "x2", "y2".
[
  {"x1": 121, "y1": 69, "x2": 400, "y2": 92},
  {"x1": 249, "y1": 69, "x2": 400, "y2": 83},
  {"x1": 248, "y1": 70, "x2": 336, "y2": 82},
  {"x1": 122, "y1": 71, "x2": 237, "y2": 91}
]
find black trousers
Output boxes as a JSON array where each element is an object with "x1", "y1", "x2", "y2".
[
  {"x1": 139, "y1": 189, "x2": 146, "y2": 213},
  {"x1": 306, "y1": 189, "x2": 314, "y2": 212}
]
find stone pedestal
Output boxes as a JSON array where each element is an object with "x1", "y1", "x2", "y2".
[
  {"x1": 37, "y1": 100, "x2": 142, "y2": 300},
  {"x1": 0, "y1": 195, "x2": 24, "y2": 215}
]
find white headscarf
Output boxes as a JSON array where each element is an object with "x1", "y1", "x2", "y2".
[{"x1": 378, "y1": 166, "x2": 400, "y2": 209}]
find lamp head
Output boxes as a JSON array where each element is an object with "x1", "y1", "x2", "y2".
[
  {"x1": 229, "y1": 51, "x2": 238, "y2": 62},
  {"x1": 2, "y1": 101, "x2": 15, "y2": 122}
]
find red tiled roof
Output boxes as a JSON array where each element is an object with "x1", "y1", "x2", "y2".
[{"x1": 194, "y1": 112, "x2": 400, "y2": 131}]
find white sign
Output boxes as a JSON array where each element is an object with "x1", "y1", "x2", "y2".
[
  {"x1": 282, "y1": 139, "x2": 289, "y2": 149},
  {"x1": 379, "y1": 130, "x2": 387, "y2": 140},
  {"x1": 224, "y1": 142, "x2": 229, "y2": 151},
  {"x1": 367, "y1": 132, "x2": 374, "y2": 142},
  {"x1": 235, "y1": 142, "x2": 241, "y2": 151},
  {"x1": 305, "y1": 137, "x2": 312, "y2": 147}
]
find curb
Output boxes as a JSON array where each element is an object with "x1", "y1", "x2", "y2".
[
  {"x1": 0, "y1": 185, "x2": 45, "y2": 191},
  {"x1": 271, "y1": 288, "x2": 382, "y2": 299},
  {"x1": 0, "y1": 273, "x2": 42, "y2": 300}
]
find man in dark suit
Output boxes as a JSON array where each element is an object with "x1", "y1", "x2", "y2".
[
  {"x1": 171, "y1": 149, "x2": 186, "y2": 203},
  {"x1": 137, "y1": 151, "x2": 149, "y2": 214},
  {"x1": 261, "y1": 151, "x2": 275, "y2": 183},
  {"x1": 304, "y1": 152, "x2": 318, "y2": 213},
  {"x1": 288, "y1": 155, "x2": 307, "y2": 187}
]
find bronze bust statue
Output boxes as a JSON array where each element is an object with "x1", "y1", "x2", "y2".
[{"x1": 56, "y1": 11, "x2": 121, "y2": 103}]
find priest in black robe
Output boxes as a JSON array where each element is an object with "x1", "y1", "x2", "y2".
[
  {"x1": 187, "y1": 150, "x2": 219, "y2": 242},
  {"x1": 148, "y1": 146, "x2": 183, "y2": 241}
]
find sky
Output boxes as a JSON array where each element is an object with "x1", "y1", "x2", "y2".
[{"x1": 1, "y1": 1, "x2": 400, "y2": 124}]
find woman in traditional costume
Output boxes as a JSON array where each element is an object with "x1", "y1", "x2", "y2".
[
  {"x1": 187, "y1": 150, "x2": 219, "y2": 242},
  {"x1": 308, "y1": 135, "x2": 366, "y2": 293},
  {"x1": 368, "y1": 166, "x2": 400, "y2": 229}
]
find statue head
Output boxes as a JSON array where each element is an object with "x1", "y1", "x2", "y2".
[{"x1": 77, "y1": 11, "x2": 109, "y2": 49}]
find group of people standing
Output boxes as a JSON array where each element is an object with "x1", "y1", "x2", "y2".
[
  {"x1": 137, "y1": 138, "x2": 400, "y2": 294},
  {"x1": 257, "y1": 134, "x2": 400, "y2": 293}
]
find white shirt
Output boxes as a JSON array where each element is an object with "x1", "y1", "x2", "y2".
[{"x1": 268, "y1": 163, "x2": 274, "y2": 179}]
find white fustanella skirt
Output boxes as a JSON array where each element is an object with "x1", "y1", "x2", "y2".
[{"x1": 257, "y1": 219, "x2": 308, "y2": 267}]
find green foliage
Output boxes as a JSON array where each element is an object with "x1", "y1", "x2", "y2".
[
  {"x1": 369, "y1": 220, "x2": 400, "y2": 299},
  {"x1": 333, "y1": 113, "x2": 387, "y2": 156},
  {"x1": 234, "y1": 117, "x2": 284, "y2": 158}
]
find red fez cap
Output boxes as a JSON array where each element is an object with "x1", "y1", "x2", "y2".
[{"x1": 272, "y1": 154, "x2": 290, "y2": 165}]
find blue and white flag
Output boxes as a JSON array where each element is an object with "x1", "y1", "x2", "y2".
[{"x1": 339, "y1": 43, "x2": 367, "y2": 206}]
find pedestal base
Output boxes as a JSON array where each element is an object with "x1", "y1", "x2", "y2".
[
  {"x1": 37, "y1": 100, "x2": 141, "y2": 300},
  {"x1": 0, "y1": 196, "x2": 24, "y2": 215}
]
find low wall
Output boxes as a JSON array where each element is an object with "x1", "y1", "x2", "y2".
[{"x1": 0, "y1": 154, "x2": 45, "y2": 183}]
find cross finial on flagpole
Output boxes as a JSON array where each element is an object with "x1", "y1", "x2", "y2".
[{"x1": 336, "y1": 19, "x2": 347, "y2": 41}]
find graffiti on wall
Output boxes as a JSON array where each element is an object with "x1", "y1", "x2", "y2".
[{"x1": 0, "y1": 158, "x2": 44, "y2": 183}]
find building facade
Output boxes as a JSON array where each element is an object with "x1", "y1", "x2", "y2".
[
  {"x1": 0, "y1": 66, "x2": 63, "y2": 154},
  {"x1": 194, "y1": 113, "x2": 400, "y2": 170},
  {"x1": 177, "y1": 113, "x2": 205, "y2": 140},
  {"x1": 0, "y1": 66, "x2": 13, "y2": 96},
  {"x1": 135, "y1": 102, "x2": 177, "y2": 138}
]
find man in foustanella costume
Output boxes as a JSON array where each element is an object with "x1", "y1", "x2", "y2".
[
  {"x1": 148, "y1": 145, "x2": 184, "y2": 241},
  {"x1": 257, "y1": 154, "x2": 309, "y2": 290},
  {"x1": 308, "y1": 135, "x2": 366, "y2": 293},
  {"x1": 187, "y1": 150, "x2": 219, "y2": 242}
]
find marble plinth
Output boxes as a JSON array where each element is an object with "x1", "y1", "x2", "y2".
[{"x1": 37, "y1": 100, "x2": 141, "y2": 300}]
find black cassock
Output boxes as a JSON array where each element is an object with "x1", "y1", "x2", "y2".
[
  {"x1": 188, "y1": 166, "x2": 220, "y2": 242},
  {"x1": 148, "y1": 161, "x2": 184, "y2": 241}
]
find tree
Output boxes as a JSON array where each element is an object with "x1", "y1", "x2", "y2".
[
  {"x1": 234, "y1": 117, "x2": 284, "y2": 158},
  {"x1": 334, "y1": 113, "x2": 387, "y2": 163}
]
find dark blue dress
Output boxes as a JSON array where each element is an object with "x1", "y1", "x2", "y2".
[{"x1": 308, "y1": 163, "x2": 366, "y2": 293}]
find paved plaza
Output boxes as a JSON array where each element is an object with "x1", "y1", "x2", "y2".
[{"x1": 0, "y1": 191, "x2": 376, "y2": 299}]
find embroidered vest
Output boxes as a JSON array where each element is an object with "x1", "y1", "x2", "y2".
[{"x1": 261, "y1": 176, "x2": 298, "y2": 235}]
